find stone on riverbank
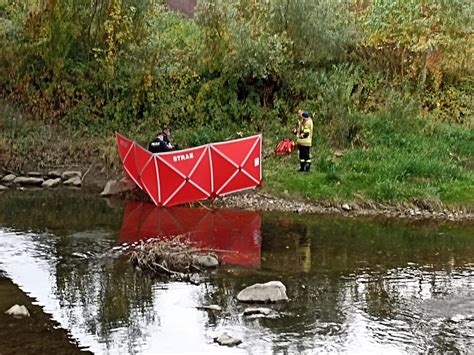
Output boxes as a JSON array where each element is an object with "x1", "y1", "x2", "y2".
[
  {"x1": 100, "y1": 178, "x2": 136, "y2": 196},
  {"x1": 216, "y1": 191, "x2": 473, "y2": 221},
  {"x1": 341, "y1": 203, "x2": 351, "y2": 211},
  {"x1": 61, "y1": 171, "x2": 82, "y2": 180},
  {"x1": 213, "y1": 333, "x2": 242, "y2": 347},
  {"x1": 13, "y1": 177, "x2": 44, "y2": 186},
  {"x1": 27, "y1": 171, "x2": 42, "y2": 177},
  {"x1": 0, "y1": 184, "x2": 8, "y2": 191},
  {"x1": 64, "y1": 176, "x2": 82, "y2": 187},
  {"x1": 2, "y1": 174, "x2": 16, "y2": 183},
  {"x1": 42, "y1": 178, "x2": 62, "y2": 188},
  {"x1": 237, "y1": 281, "x2": 288, "y2": 303},
  {"x1": 5, "y1": 304, "x2": 30, "y2": 318},
  {"x1": 47, "y1": 170, "x2": 62, "y2": 178}
]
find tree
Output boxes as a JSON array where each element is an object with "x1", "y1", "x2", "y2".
[{"x1": 358, "y1": 0, "x2": 474, "y2": 90}]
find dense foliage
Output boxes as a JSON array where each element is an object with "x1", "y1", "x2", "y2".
[
  {"x1": 1, "y1": 0, "x2": 472, "y2": 135},
  {"x1": 0, "y1": 0, "x2": 472, "y2": 206}
]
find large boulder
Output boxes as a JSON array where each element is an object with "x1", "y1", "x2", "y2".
[
  {"x1": 13, "y1": 176, "x2": 44, "y2": 186},
  {"x1": 237, "y1": 281, "x2": 288, "y2": 303},
  {"x1": 100, "y1": 178, "x2": 136, "y2": 196}
]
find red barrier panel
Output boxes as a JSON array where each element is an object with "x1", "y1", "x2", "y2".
[{"x1": 116, "y1": 133, "x2": 262, "y2": 207}]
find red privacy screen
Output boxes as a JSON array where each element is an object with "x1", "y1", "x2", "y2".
[{"x1": 116, "y1": 133, "x2": 262, "y2": 207}]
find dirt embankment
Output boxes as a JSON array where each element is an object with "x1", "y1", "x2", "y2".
[
  {"x1": 0, "y1": 274, "x2": 91, "y2": 355},
  {"x1": 214, "y1": 191, "x2": 474, "y2": 222},
  {"x1": 2, "y1": 164, "x2": 472, "y2": 222}
]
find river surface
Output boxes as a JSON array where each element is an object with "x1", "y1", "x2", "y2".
[{"x1": 0, "y1": 189, "x2": 473, "y2": 354}]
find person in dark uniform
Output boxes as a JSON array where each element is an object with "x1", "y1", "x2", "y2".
[
  {"x1": 148, "y1": 133, "x2": 172, "y2": 153},
  {"x1": 161, "y1": 126, "x2": 178, "y2": 150}
]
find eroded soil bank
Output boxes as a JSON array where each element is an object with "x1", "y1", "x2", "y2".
[
  {"x1": 0, "y1": 274, "x2": 91, "y2": 355},
  {"x1": 215, "y1": 190, "x2": 474, "y2": 221}
]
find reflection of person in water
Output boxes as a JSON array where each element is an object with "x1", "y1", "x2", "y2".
[
  {"x1": 272, "y1": 218, "x2": 311, "y2": 272},
  {"x1": 297, "y1": 226, "x2": 311, "y2": 273},
  {"x1": 291, "y1": 222, "x2": 311, "y2": 273}
]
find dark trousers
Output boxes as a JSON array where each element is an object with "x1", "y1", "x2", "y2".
[{"x1": 298, "y1": 145, "x2": 311, "y2": 163}]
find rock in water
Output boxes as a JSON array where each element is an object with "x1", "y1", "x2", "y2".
[
  {"x1": 213, "y1": 333, "x2": 242, "y2": 347},
  {"x1": 243, "y1": 307, "x2": 272, "y2": 316},
  {"x1": 237, "y1": 281, "x2": 288, "y2": 303},
  {"x1": 193, "y1": 254, "x2": 219, "y2": 268},
  {"x1": 5, "y1": 304, "x2": 30, "y2": 318},
  {"x1": 100, "y1": 178, "x2": 136, "y2": 196}
]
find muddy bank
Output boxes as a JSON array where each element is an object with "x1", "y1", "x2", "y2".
[
  {"x1": 213, "y1": 191, "x2": 474, "y2": 222},
  {"x1": 0, "y1": 274, "x2": 91, "y2": 355},
  {"x1": 108, "y1": 186, "x2": 473, "y2": 222},
  {"x1": 81, "y1": 169, "x2": 474, "y2": 222},
  {"x1": 2, "y1": 166, "x2": 472, "y2": 222}
]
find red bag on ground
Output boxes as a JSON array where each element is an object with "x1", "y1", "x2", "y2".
[{"x1": 274, "y1": 139, "x2": 295, "y2": 155}]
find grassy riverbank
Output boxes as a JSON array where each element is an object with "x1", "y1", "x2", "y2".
[
  {"x1": 263, "y1": 114, "x2": 473, "y2": 209},
  {"x1": 1, "y1": 101, "x2": 472, "y2": 212}
]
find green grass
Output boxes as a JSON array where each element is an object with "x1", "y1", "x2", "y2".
[{"x1": 261, "y1": 112, "x2": 474, "y2": 209}]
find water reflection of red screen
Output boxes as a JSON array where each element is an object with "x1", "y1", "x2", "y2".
[{"x1": 118, "y1": 202, "x2": 261, "y2": 268}]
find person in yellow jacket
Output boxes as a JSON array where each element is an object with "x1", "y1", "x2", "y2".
[{"x1": 293, "y1": 109, "x2": 313, "y2": 172}]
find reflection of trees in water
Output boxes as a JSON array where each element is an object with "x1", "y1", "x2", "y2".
[
  {"x1": 206, "y1": 215, "x2": 474, "y2": 352},
  {"x1": 53, "y1": 237, "x2": 155, "y2": 349},
  {"x1": 344, "y1": 267, "x2": 474, "y2": 353},
  {"x1": 261, "y1": 219, "x2": 312, "y2": 273},
  {"x1": 17, "y1": 201, "x2": 471, "y2": 353},
  {"x1": 0, "y1": 190, "x2": 122, "y2": 234},
  {"x1": 262, "y1": 214, "x2": 474, "y2": 274}
]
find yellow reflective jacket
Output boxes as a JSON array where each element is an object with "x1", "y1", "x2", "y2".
[{"x1": 296, "y1": 118, "x2": 313, "y2": 146}]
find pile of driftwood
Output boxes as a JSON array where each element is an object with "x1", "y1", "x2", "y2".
[{"x1": 130, "y1": 236, "x2": 219, "y2": 282}]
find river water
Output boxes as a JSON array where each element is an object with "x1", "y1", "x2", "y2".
[{"x1": 0, "y1": 189, "x2": 473, "y2": 354}]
